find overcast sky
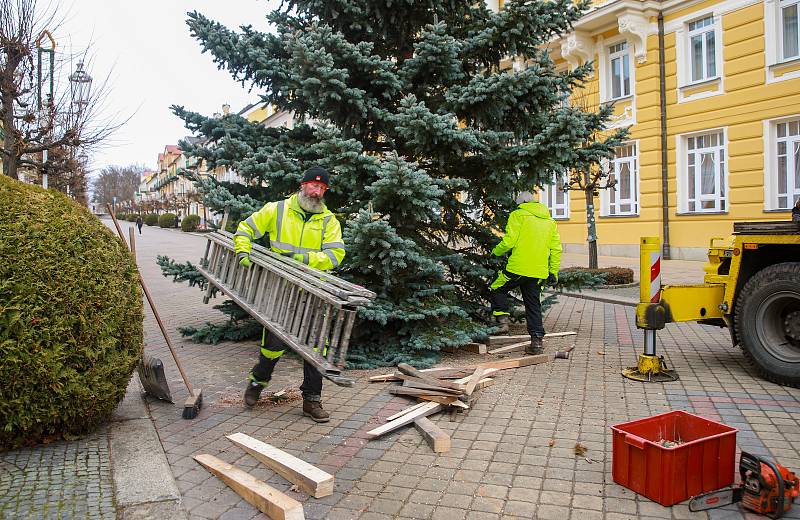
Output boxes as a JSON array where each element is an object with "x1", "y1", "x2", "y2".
[{"x1": 58, "y1": 0, "x2": 280, "y2": 175}]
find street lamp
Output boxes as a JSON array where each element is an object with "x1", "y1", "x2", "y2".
[
  {"x1": 35, "y1": 31, "x2": 55, "y2": 189},
  {"x1": 69, "y1": 62, "x2": 92, "y2": 114}
]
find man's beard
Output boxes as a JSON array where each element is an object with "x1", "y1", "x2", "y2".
[{"x1": 297, "y1": 190, "x2": 325, "y2": 214}]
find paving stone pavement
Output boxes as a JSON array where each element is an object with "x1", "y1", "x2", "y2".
[
  {"x1": 128, "y1": 223, "x2": 800, "y2": 520},
  {"x1": 2, "y1": 220, "x2": 798, "y2": 520}
]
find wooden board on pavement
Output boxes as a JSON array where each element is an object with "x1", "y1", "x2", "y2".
[
  {"x1": 488, "y1": 331, "x2": 576, "y2": 347},
  {"x1": 414, "y1": 417, "x2": 450, "y2": 453},
  {"x1": 385, "y1": 402, "x2": 427, "y2": 422},
  {"x1": 487, "y1": 341, "x2": 529, "y2": 355},
  {"x1": 194, "y1": 454, "x2": 305, "y2": 520},
  {"x1": 476, "y1": 354, "x2": 550, "y2": 370},
  {"x1": 461, "y1": 342, "x2": 487, "y2": 354},
  {"x1": 366, "y1": 402, "x2": 441, "y2": 439},
  {"x1": 226, "y1": 433, "x2": 333, "y2": 498}
]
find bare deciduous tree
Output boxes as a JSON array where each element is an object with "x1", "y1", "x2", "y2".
[
  {"x1": 0, "y1": 0, "x2": 120, "y2": 191},
  {"x1": 91, "y1": 164, "x2": 145, "y2": 208}
]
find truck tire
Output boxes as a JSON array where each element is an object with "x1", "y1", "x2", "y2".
[{"x1": 734, "y1": 262, "x2": 800, "y2": 388}]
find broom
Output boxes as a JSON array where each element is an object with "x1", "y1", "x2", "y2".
[{"x1": 108, "y1": 205, "x2": 203, "y2": 419}]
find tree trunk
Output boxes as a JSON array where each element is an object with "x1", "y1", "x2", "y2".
[
  {"x1": 1, "y1": 92, "x2": 19, "y2": 179},
  {"x1": 584, "y1": 187, "x2": 598, "y2": 269}
]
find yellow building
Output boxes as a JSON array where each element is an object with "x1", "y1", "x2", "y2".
[{"x1": 534, "y1": 0, "x2": 800, "y2": 260}]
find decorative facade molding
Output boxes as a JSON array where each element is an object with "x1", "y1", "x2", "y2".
[
  {"x1": 617, "y1": 11, "x2": 653, "y2": 63},
  {"x1": 560, "y1": 31, "x2": 594, "y2": 74}
]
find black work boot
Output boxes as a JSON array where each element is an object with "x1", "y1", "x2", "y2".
[
  {"x1": 244, "y1": 381, "x2": 265, "y2": 407},
  {"x1": 303, "y1": 400, "x2": 330, "y2": 423},
  {"x1": 526, "y1": 336, "x2": 544, "y2": 355},
  {"x1": 494, "y1": 315, "x2": 510, "y2": 334}
]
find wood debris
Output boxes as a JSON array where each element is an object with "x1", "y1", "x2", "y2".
[{"x1": 574, "y1": 442, "x2": 588, "y2": 456}]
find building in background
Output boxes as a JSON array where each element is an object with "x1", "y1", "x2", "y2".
[{"x1": 533, "y1": 0, "x2": 800, "y2": 259}]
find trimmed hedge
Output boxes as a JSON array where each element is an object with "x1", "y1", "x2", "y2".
[
  {"x1": 158, "y1": 213, "x2": 177, "y2": 228},
  {"x1": 116, "y1": 213, "x2": 127, "y2": 221},
  {"x1": 561, "y1": 266, "x2": 634, "y2": 285},
  {"x1": 144, "y1": 214, "x2": 159, "y2": 226},
  {"x1": 181, "y1": 214, "x2": 201, "y2": 232},
  {"x1": 125, "y1": 214, "x2": 138, "y2": 222},
  {"x1": 0, "y1": 176, "x2": 143, "y2": 449}
]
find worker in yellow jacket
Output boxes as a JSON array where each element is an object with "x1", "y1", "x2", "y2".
[
  {"x1": 234, "y1": 166, "x2": 345, "y2": 422},
  {"x1": 489, "y1": 193, "x2": 562, "y2": 355}
]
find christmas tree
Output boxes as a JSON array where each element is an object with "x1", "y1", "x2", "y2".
[{"x1": 171, "y1": 0, "x2": 623, "y2": 366}]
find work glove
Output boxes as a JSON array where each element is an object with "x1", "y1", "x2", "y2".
[
  {"x1": 546, "y1": 273, "x2": 558, "y2": 287},
  {"x1": 239, "y1": 255, "x2": 252, "y2": 268},
  {"x1": 292, "y1": 253, "x2": 306, "y2": 264}
]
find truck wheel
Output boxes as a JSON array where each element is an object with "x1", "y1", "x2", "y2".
[{"x1": 735, "y1": 262, "x2": 800, "y2": 388}]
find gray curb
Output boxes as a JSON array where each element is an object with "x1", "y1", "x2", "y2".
[
  {"x1": 546, "y1": 289, "x2": 638, "y2": 307},
  {"x1": 109, "y1": 379, "x2": 187, "y2": 519}
]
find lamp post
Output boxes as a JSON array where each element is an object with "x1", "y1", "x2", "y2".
[
  {"x1": 35, "y1": 31, "x2": 55, "y2": 188},
  {"x1": 68, "y1": 62, "x2": 92, "y2": 114}
]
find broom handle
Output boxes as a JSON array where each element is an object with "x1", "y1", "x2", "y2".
[{"x1": 108, "y1": 205, "x2": 195, "y2": 395}]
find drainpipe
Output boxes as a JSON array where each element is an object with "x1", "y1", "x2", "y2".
[{"x1": 658, "y1": 12, "x2": 672, "y2": 259}]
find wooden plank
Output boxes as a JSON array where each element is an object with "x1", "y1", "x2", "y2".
[
  {"x1": 226, "y1": 433, "x2": 333, "y2": 498},
  {"x1": 398, "y1": 374, "x2": 465, "y2": 393},
  {"x1": 390, "y1": 387, "x2": 457, "y2": 398},
  {"x1": 397, "y1": 363, "x2": 459, "y2": 388},
  {"x1": 461, "y1": 342, "x2": 487, "y2": 354},
  {"x1": 464, "y1": 368, "x2": 486, "y2": 397},
  {"x1": 487, "y1": 331, "x2": 576, "y2": 347},
  {"x1": 414, "y1": 417, "x2": 451, "y2": 453},
  {"x1": 385, "y1": 402, "x2": 427, "y2": 422},
  {"x1": 366, "y1": 402, "x2": 442, "y2": 438},
  {"x1": 487, "y1": 341, "x2": 529, "y2": 355},
  {"x1": 369, "y1": 367, "x2": 470, "y2": 383},
  {"x1": 415, "y1": 394, "x2": 458, "y2": 405},
  {"x1": 194, "y1": 454, "x2": 304, "y2": 520},
  {"x1": 476, "y1": 354, "x2": 550, "y2": 370},
  {"x1": 440, "y1": 345, "x2": 459, "y2": 353}
]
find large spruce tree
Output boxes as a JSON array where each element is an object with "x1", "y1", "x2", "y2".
[{"x1": 173, "y1": 0, "x2": 624, "y2": 366}]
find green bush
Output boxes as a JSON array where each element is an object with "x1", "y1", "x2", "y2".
[
  {"x1": 116, "y1": 212, "x2": 127, "y2": 221},
  {"x1": 126, "y1": 214, "x2": 139, "y2": 222},
  {"x1": 144, "y1": 214, "x2": 159, "y2": 226},
  {"x1": 181, "y1": 214, "x2": 201, "y2": 232},
  {"x1": 561, "y1": 266, "x2": 634, "y2": 285},
  {"x1": 0, "y1": 176, "x2": 143, "y2": 449},
  {"x1": 158, "y1": 213, "x2": 177, "y2": 228}
]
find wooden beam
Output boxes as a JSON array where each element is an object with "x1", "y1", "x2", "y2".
[
  {"x1": 476, "y1": 354, "x2": 550, "y2": 370},
  {"x1": 366, "y1": 402, "x2": 441, "y2": 439},
  {"x1": 398, "y1": 374, "x2": 465, "y2": 393},
  {"x1": 414, "y1": 417, "x2": 450, "y2": 453},
  {"x1": 385, "y1": 402, "x2": 427, "y2": 422},
  {"x1": 461, "y1": 342, "x2": 487, "y2": 354},
  {"x1": 464, "y1": 368, "x2": 486, "y2": 397},
  {"x1": 226, "y1": 433, "x2": 333, "y2": 498},
  {"x1": 369, "y1": 367, "x2": 471, "y2": 383},
  {"x1": 194, "y1": 454, "x2": 305, "y2": 520},
  {"x1": 487, "y1": 331, "x2": 576, "y2": 347},
  {"x1": 487, "y1": 341, "x2": 529, "y2": 355},
  {"x1": 389, "y1": 387, "x2": 456, "y2": 398}
]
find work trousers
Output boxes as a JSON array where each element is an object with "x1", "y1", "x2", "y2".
[
  {"x1": 489, "y1": 270, "x2": 545, "y2": 338},
  {"x1": 250, "y1": 330, "x2": 323, "y2": 402}
]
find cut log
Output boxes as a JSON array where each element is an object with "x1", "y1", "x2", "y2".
[
  {"x1": 385, "y1": 402, "x2": 427, "y2": 422},
  {"x1": 226, "y1": 433, "x2": 333, "y2": 498},
  {"x1": 414, "y1": 417, "x2": 450, "y2": 453},
  {"x1": 366, "y1": 402, "x2": 441, "y2": 439},
  {"x1": 487, "y1": 341, "x2": 529, "y2": 355},
  {"x1": 476, "y1": 354, "x2": 550, "y2": 370},
  {"x1": 389, "y1": 387, "x2": 456, "y2": 398},
  {"x1": 194, "y1": 454, "x2": 305, "y2": 520},
  {"x1": 461, "y1": 342, "x2": 487, "y2": 354},
  {"x1": 464, "y1": 368, "x2": 486, "y2": 397}
]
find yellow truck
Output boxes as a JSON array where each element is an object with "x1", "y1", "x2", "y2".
[{"x1": 634, "y1": 221, "x2": 800, "y2": 388}]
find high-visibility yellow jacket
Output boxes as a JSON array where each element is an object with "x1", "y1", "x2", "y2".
[
  {"x1": 491, "y1": 201, "x2": 562, "y2": 279},
  {"x1": 234, "y1": 194, "x2": 345, "y2": 271}
]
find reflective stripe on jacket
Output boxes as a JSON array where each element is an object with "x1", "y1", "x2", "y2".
[
  {"x1": 233, "y1": 193, "x2": 345, "y2": 271},
  {"x1": 491, "y1": 201, "x2": 562, "y2": 279}
]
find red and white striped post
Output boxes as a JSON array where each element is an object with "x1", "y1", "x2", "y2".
[{"x1": 639, "y1": 237, "x2": 662, "y2": 356}]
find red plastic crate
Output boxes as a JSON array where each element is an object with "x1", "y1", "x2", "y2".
[{"x1": 612, "y1": 410, "x2": 737, "y2": 506}]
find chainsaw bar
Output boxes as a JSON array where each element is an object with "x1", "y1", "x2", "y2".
[{"x1": 689, "y1": 487, "x2": 744, "y2": 512}]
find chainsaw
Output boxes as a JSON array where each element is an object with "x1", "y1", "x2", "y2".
[{"x1": 689, "y1": 452, "x2": 798, "y2": 518}]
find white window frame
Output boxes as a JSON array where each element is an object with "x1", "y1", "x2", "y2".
[
  {"x1": 686, "y1": 16, "x2": 718, "y2": 84},
  {"x1": 780, "y1": 0, "x2": 800, "y2": 61},
  {"x1": 600, "y1": 141, "x2": 640, "y2": 217},
  {"x1": 597, "y1": 36, "x2": 636, "y2": 105},
  {"x1": 541, "y1": 175, "x2": 570, "y2": 220},
  {"x1": 676, "y1": 129, "x2": 728, "y2": 214},
  {"x1": 764, "y1": 115, "x2": 800, "y2": 210},
  {"x1": 766, "y1": 0, "x2": 800, "y2": 82},
  {"x1": 608, "y1": 41, "x2": 632, "y2": 100},
  {"x1": 673, "y1": 11, "x2": 724, "y2": 101}
]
